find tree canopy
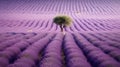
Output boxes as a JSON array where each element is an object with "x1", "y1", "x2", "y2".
[{"x1": 53, "y1": 15, "x2": 72, "y2": 26}]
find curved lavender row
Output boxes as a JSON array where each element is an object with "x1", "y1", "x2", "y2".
[
  {"x1": 91, "y1": 33, "x2": 120, "y2": 49},
  {"x1": 63, "y1": 33, "x2": 91, "y2": 67},
  {"x1": 81, "y1": 33, "x2": 120, "y2": 62},
  {"x1": 0, "y1": 34, "x2": 27, "y2": 51},
  {"x1": 0, "y1": 33, "x2": 35, "y2": 43},
  {"x1": 0, "y1": 33, "x2": 45, "y2": 67},
  {"x1": 0, "y1": 0, "x2": 119, "y2": 67},
  {"x1": 73, "y1": 33, "x2": 120, "y2": 67},
  {"x1": 7, "y1": 33, "x2": 55, "y2": 67},
  {"x1": 0, "y1": 19, "x2": 120, "y2": 33},
  {"x1": 0, "y1": 33, "x2": 37, "y2": 51},
  {"x1": 0, "y1": 32, "x2": 119, "y2": 67},
  {"x1": 0, "y1": 0, "x2": 119, "y2": 15},
  {"x1": 39, "y1": 33, "x2": 63, "y2": 67}
]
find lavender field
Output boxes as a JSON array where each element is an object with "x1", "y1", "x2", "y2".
[{"x1": 0, "y1": 0, "x2": 120, "y2": 67}]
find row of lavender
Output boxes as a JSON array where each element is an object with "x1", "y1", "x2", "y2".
[
  {"x1": 0, "y1": 0, "x2": 120, "y2": 15},
  {"x1": 0, "y1": 19, "x2": 120, "y2": 32},
  {"x1": 0, "y1": 32, "x2": 120, "y2": 67},
  {"x1": 0, "y1": 0, "x2": 120, "y2": 67}
]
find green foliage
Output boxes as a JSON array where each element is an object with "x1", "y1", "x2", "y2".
[{"x1": 53, "y1": 15, "x2": 72, "y2": 26}]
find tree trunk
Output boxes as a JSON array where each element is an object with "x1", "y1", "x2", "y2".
[
  {"x1": 60, "y1": 25, "x2": 63, "y2": 32},
  {"x1": 60, "y1": 25, "x2": 65, "y2": 35}
]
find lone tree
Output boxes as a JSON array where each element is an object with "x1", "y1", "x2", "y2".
[{"x1": 53, "y1": 15, "x2": 72, "y2": 34}]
